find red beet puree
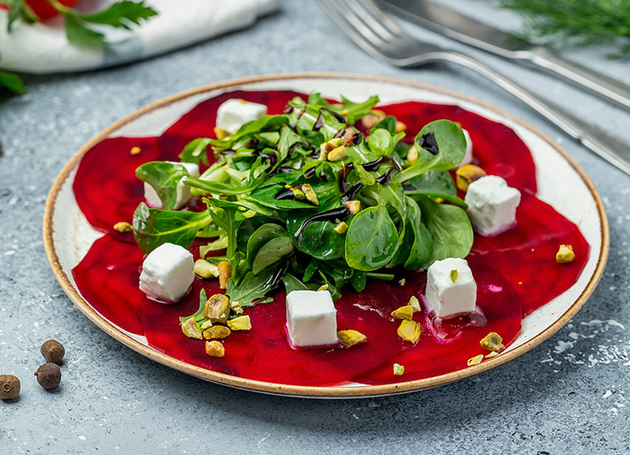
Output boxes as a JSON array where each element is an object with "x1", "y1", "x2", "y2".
[{"x1": 71, "y1": 90, "x2": 589, "y2": 386}]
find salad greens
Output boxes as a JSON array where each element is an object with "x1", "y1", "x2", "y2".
[{"x1": 133, "y1": 93, "x2": 474, "y2": 306}]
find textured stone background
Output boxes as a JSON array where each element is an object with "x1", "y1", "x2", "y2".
[{"x1": 1, "y1": 1, "x2": 629, "y2": 453}]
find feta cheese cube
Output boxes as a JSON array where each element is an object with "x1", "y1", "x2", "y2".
[
  {"x1": 426, "y1": 258, "x2": 477, "y2": 318},
  {"x1": 139, "y1": 243, "x2": 194, "y2": 302},
  {"x1": 216, "y1": 99, "x2": 267, "y2": 133},
  {"x1": 286, "y1": 290, "x2": 338, "y2": 347},
  {"x1": 465, "y1": 175, "x2": 521, "y2": 236},
  {"x1": 458, "y1": 128, "x2": 474, "y2": 167},
  {"x1": 143, "y1": 161, "x2": 200, "y2": 210}
]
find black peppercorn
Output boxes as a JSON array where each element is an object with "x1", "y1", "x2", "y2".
[
  {"x1": 41, "y1": 339, "x2": 65, "y2": 364},
  {"x1": 35, "y1": 363, "x2": 61, "y2": 390},
  {"x1": 0, "y1": 375, "x2": 20, "y2": 400}
]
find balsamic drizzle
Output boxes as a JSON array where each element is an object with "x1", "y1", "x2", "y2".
[
  {"x1": 313, "y1": 111, "x2": 325, "y2": 132},
  {"x1": 275, "y1": 188, "x2": 298, "y2": 201},
  {"x1": 294, "y1": 207, "x2": 351, "y2": 238},
  {"x1": 416, "y1": 132, "x2": 439, "y2": 155},
  {"x1": 304, "y1": 167, "x2": 317, "y2": 178}
]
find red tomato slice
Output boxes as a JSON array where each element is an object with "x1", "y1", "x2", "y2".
[{"x1": 1, "y1": 0, "x2": 82, "y2": 21}]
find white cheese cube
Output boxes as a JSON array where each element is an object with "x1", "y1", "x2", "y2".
[
  {"x1": 458, "y1": 128, "x2": 474, "y2": 167},
  {"x1": 143, "y1": 161, "x2": 200, "y2": 210},
  {"x1": 465, "y1": 175, "x2": 521, "y2": 236},
  {"x1": 426, "y1": 258, "x2": 477, "y2": 318},
  {"x1": 286, "y1": 290, "x2": 338, "y2": 348},
  {"x1": 139, "y1": 243, "x2": 194, "y2": 303},
  {"x1": 216, "y1": 99, "x2": 267, "y2": 133}
]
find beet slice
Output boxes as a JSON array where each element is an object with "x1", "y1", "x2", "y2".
[
  {"x1": 73, "y1": 136, "x2": 176, "y2": 241},
  {"x1": 72, "y1": 235, "x2": 145, "y2": 335},
  {"x1": 356, "y1": 259, "x2": 523, "y2": 384},
  {"x1": 138, "y1": 280, "x2": 407, "y2": 386},
  {"x1": 469, "y1": 193, "x2": 590, "y2": 316}
]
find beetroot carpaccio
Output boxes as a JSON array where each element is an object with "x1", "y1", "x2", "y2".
[{"x1": 71, "y1": 90, "x2": 589, "y2": 386}]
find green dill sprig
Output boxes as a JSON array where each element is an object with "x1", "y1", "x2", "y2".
[{"x1": 499, "y1": 0, "x2": 630, "y2": 58}]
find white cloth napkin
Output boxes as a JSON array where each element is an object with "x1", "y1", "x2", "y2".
[{"x1": 0, "y1": 0, "x2": 278, "y2": 74}]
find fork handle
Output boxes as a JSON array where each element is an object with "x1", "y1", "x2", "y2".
[
  {"x1": 440, "y1": 51, "x2": 630, "y2": 175},
  {"x1": 528, "y1": 47, "x2": 630, "y2": 112}
]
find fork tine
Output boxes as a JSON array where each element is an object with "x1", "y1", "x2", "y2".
[
  {"x1": 358, "y1": 0, "x2": 407, "y2": 36},
  {"x1": 316, "y1": 0, "x2": 387, "y2": 55},
  {"x1": 345, "y1": 0, "x2": 399, "y2": 42},
  {"x1": 327, "y1": 0, "x2": 389, "y2": 48},
  {"x1": 345, "y1": 0, "x2": 405, "y2": 41}
]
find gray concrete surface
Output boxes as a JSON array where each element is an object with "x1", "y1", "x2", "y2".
[{"x1": 1, "y1": 1, "x2": 629, "y2": 453}]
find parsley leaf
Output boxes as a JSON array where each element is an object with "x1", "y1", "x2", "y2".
[
  {"x1": 72, "y1": 0, "x2": 158, "y2": 29},
  {"x1": 51, "y1": 0, "x2": 158, "y2": 46},
  {"x1": 0, "y1": 70, "x2": 27, "y2": 95},
  {"x1": 63, "y1": 14, "x2": 107, "y2": 45}
]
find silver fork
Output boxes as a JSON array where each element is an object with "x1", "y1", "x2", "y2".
[{"x1": 316, "y1": 0, "x2": 630, "y2": 176}]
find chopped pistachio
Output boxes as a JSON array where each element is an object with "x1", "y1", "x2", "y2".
[
  {"x1": 194, "y1": 259, "x2": 220, "y2": 279},
  {"x1": 200, "y1": 320, "x2": 213, "y2": 331},
  {"x1": 393, "y1": 363, "x2": 405, "y2": 376},
  {"x1": 290, "y1": 186, "x2": 306, "y2": 200},
  {"x1": 344, "y1": 200, "x2": 361, "y2": 215},
  {"x1": 230, "y1": 301, "x2": 244, "y2": 315},
  {"x1": 361, "y1": 113, "x2": 383, "y2": 129},
  {"x1": 407, "y1": 296, "x2": 421, "y2": 313},
  {"x1": 407, "y1": 146, "x2": 418, "y2": 165},
  {"x1": 301, "y1": 184, "x2": 319, "y2": 205},
  {"x1": 319, "y1": 138, "x2": 343, "y2": 161},
  {"x1": 113, "y1": 221, "x2": 133, "y2": 233},
  {"x1": 218, "y1": 261, "x2": 231, "y2": 289},
  {"x1": 480, "y1": 332, "x2": 505, "y2": 351},
  {"x1": 203, "y1": 325, "x2": 231, "y2": 340},
  {"x1": 204, "y1": 294, "x2": 230, "y2": 324},
  {"x1": 317, "y1": 284, "x2": 329, "y2": 292},
  {"x1": 395, "y1": 121, "x2": 407, "y2": 133},
  {"x1": 328, "y1": 138, "x2": 342, "y2": 147},
  {"x1": 397, "y1": 320, "x2": 421, "y2": 344},
  {"x1": 391, "y1": 305, "x2": 414, "y2": 320},
  {"x1": 338, "y1": 330, "x2": 367, "y2": 347},
  {"x1": 227, "y1": 315, "x2": 252, "y2": 331},
  {"x1": 556, "y1": 244, "x2": 575, "y2": 263},
  {"x1": 213, "y1": 127, "x2": 231, "y2": 140},
  {"x1": 318, "y1": 143, "x2": 329, "y2": 161},
  {"x1": 334, "y1": 222, "x2": 348, "y2": 234},
  {"x1": 485, "y1": 351, "x2": 499, "y2": 359},
  {"x1": 450, "y1": 269, "x2": 458, "y2": 284},
  {"x1": 327, "y1": 145, "x2": 347, "y2": 162},
  {"x1": 342, "y1": 128, "x2": 356, "y2": 146},
  {"x1": 205, "y1": 340, "x2": 225, "y2": 358},
  {"x1": 130, "y1": 146, "x2": 142, "y2": 155},
  {"x1": 181, "y1": 318, "x2": 202, "y2": 340},
  {"x1": 467, "y1": 354, "x2": 484, "y2": 366},
  {"x1": 455, "y1": 164, "x2": 487, "y2": 192}
]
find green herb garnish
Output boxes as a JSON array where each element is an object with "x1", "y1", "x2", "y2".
[
  {"x1": 499, "y1": 0, "x2": 630, "y2": 58},
  {"x1": 132, "y1": 93, "x2": 474, "y2": 307}
]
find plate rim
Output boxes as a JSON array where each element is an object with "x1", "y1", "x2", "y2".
[{"x1": 43, "y1": 72, "x2": 610, "y2": 398}]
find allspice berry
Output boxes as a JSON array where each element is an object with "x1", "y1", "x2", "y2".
[
  {"x1": 41, "y1": 339, "x2": 65, "y2": 364},
  {"x1": 35, "y1": 363, "x2": 62, "y2": 390},
  {"x1": 0, "y1": 375, "x2": 21, "y2": 400}
]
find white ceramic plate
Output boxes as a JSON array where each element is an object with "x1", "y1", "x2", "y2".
[{"x1": 43, "y1": 73, "x2": 609, "y2": 398}]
